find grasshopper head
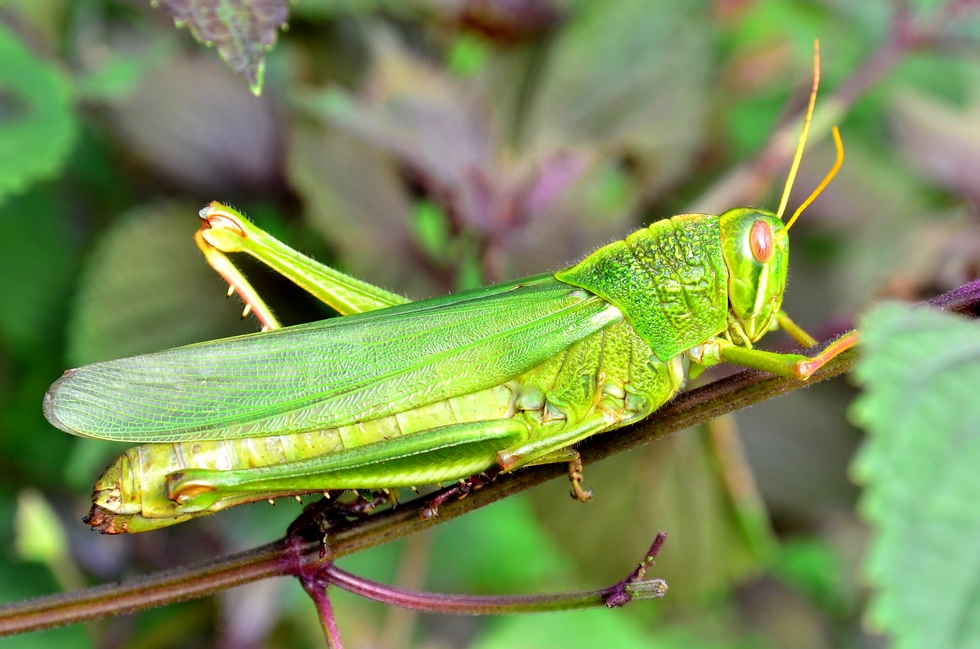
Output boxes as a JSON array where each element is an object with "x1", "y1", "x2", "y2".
[
  {"x1": 719, "y1": 208, "x2": 788, "y2": 342},
  {"x1": 716, "y1": 42, "x2": 844, "y2": 344}
]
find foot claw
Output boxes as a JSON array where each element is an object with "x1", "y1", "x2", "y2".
[
  {"x1": 570, "y1": 485, "x2": 594, "y2": 502},
  {"x1": 568, "y1": 454, "x2": 593, "y2": 503}
]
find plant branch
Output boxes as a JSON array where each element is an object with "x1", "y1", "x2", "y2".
[{"x1": 2, "y1": 280, "x2": 978, "y2": 637}]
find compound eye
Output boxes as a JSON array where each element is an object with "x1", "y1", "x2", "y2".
[{"x1": 749, "y1": 220, "x2": 773, "y2": 263}]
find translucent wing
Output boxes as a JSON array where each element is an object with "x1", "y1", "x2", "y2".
[{"x1": 45, "y1": 276, "x2": 621, "y2": 442}]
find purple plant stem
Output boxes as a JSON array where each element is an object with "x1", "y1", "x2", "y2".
[
  {"x1": 285, "y1": 533, "x2": 345, "y2": 647},
  {"x1": 321, "y1": 531, "x2": 668, "y2": 615},
  {"x1": 602, "y1": 531, "x2": 667, "y2": 608},
  {"x1": 0, "y1": 541, "x2": 293, "y2": 635},
  {"x1": 325, "y1": 565, "x2": 612, "y2": 614},
  {"x1": 303, "y1": 582, "x2": 343, "y2": 648}
]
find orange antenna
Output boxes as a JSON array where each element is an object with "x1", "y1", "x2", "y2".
[
  {"x1": 776, "y1": 40, "x2": 821, "y2": 221},
  {"x1": 786, "y1": 126, "x2": 843, "y2": 230}
]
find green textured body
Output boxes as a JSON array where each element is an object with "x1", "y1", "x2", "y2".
[
  {"x1": 557, "y1": 213, "x2": 727, "y2": 360},
  {"x1": 46, "y1": 204, "x2": 836, "y2": 534}
]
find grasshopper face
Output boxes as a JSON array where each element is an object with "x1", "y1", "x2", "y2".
[{"x1": 719, "y1": 207, "x2": 789, "y2": 342}]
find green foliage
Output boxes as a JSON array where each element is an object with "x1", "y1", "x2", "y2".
[
  {"x1": 773, "y1": 537, "x2": 853, "y2": 616},
  {"x1": 448, "y1": 34, "x2": 491, "y2": 78},
  {"x1": 852, "y1": 304, "x2": 980, "y2": 648},
  {"x1": 0, "y1": 189, "x2": 76, "y2": 356},
  {"x1": 471, "y1": 610, "x2": 685, "y2": 649},
  {"x1": 154, "y1": 0, "x2": 289, "y2": 94},
  {"x1": 14, "y1": 489, "x2": 68, "y2": 565},
  {"x1": 0, "y1": 23, "x2": 75, "y2": 207},
  {"x1": 517, "y1": 0, "x2": 710, "y2": 186},
  {"x1": 428, "y1": 496, "x2": 572, "y2": 593},
  {"x1": 410, "y1": 200, "x2": 452, "y2": 266}
]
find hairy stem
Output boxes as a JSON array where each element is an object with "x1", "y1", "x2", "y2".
[{"x1": 304, "y1": 582, "x2": 343, "y2": 649}]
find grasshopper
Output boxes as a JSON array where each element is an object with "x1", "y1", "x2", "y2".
[{"x1": 44, "y1": 49, "x2": 857, "y2": 534}]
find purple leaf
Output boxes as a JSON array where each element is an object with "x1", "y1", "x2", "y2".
[
  {"x1": 287, "y1": 121, "x2": 447, "y2": 300},
  {"x1": 110, "y1": 54, "x2": 284, "y2": 194},
  {"x1": 521, "y1": 151, "x2": 590, "y2": 216},
  {"x1": 891, "y1": 89, "x2": 980, "y2": 205},
  {"x1": 155, "y1": 0, "x2": 288, "y2": 94}
]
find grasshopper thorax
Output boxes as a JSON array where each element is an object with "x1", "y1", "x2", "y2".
[{"x1": 718, "y1": 207, "x2": 789, "y2": 343}]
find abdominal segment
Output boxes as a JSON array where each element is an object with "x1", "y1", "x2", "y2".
[{"x1": 89, "y1": 385, "x2": 515, "y2": 532}]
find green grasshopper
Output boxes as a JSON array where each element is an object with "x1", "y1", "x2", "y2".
[{"x1": 44, "y1": 53, "x2": 858, "y2": 534}]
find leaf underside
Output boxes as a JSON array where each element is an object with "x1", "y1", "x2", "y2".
[
  {"x1": 851, "y1": 303, "x2": 980, "y2": 649},
  {"x1": 156, "y1": 0, "x2": 289, "y2": 94}
]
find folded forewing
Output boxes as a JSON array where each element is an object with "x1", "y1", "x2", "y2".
[{"x1": 45, "y1": 276, "x2": 622, "y2": 442}]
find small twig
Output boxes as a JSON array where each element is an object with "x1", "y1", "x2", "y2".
[
  {"x1": 285, "y1": 532, "x2": 344, "y2": 647},
  {"x1": 601, "y1": 532, "x2": 668, "y2": 608},
  {"x1": 295, "y1": 529, "x2": 666, "y2": 645},
  {"x1": 0, "y1": 541, "x2": 294, "y2": 635}
]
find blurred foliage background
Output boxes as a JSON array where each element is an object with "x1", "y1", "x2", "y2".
[{"x1": 1, "y1": 0, "x2": 980, "y2": 647}]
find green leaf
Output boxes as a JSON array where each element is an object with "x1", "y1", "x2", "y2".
[
  {"x1": 0, "y1": 188, "x2": 76, "y2": 355},
  {"x1": 773, "y1": 537, "x2": 854, "y2": 616},
  {"x1": 471, "y1": 609, "x2": 737, "y2": 649},
  {"x1": 448, "y1": 33, "x2": 491, "y2": 78},
  {"x1": 14, "y1": 489, "x2": 67, "y2": 565},
  {"x1": 155, "y1": 0, "x2": 289, "y2": 95},
  {"x1": 410, "y1": 199, "x2": 451, "y2": 265},
  {"x1": 851, "y1": 303, "x2": 980, "y2": 648},
  {"x1": 471, "y1": 610, "x2": 656, "y2": 649},
  {"x1": 0, "y1": 23, "x2": 76, "y2": 206}
]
